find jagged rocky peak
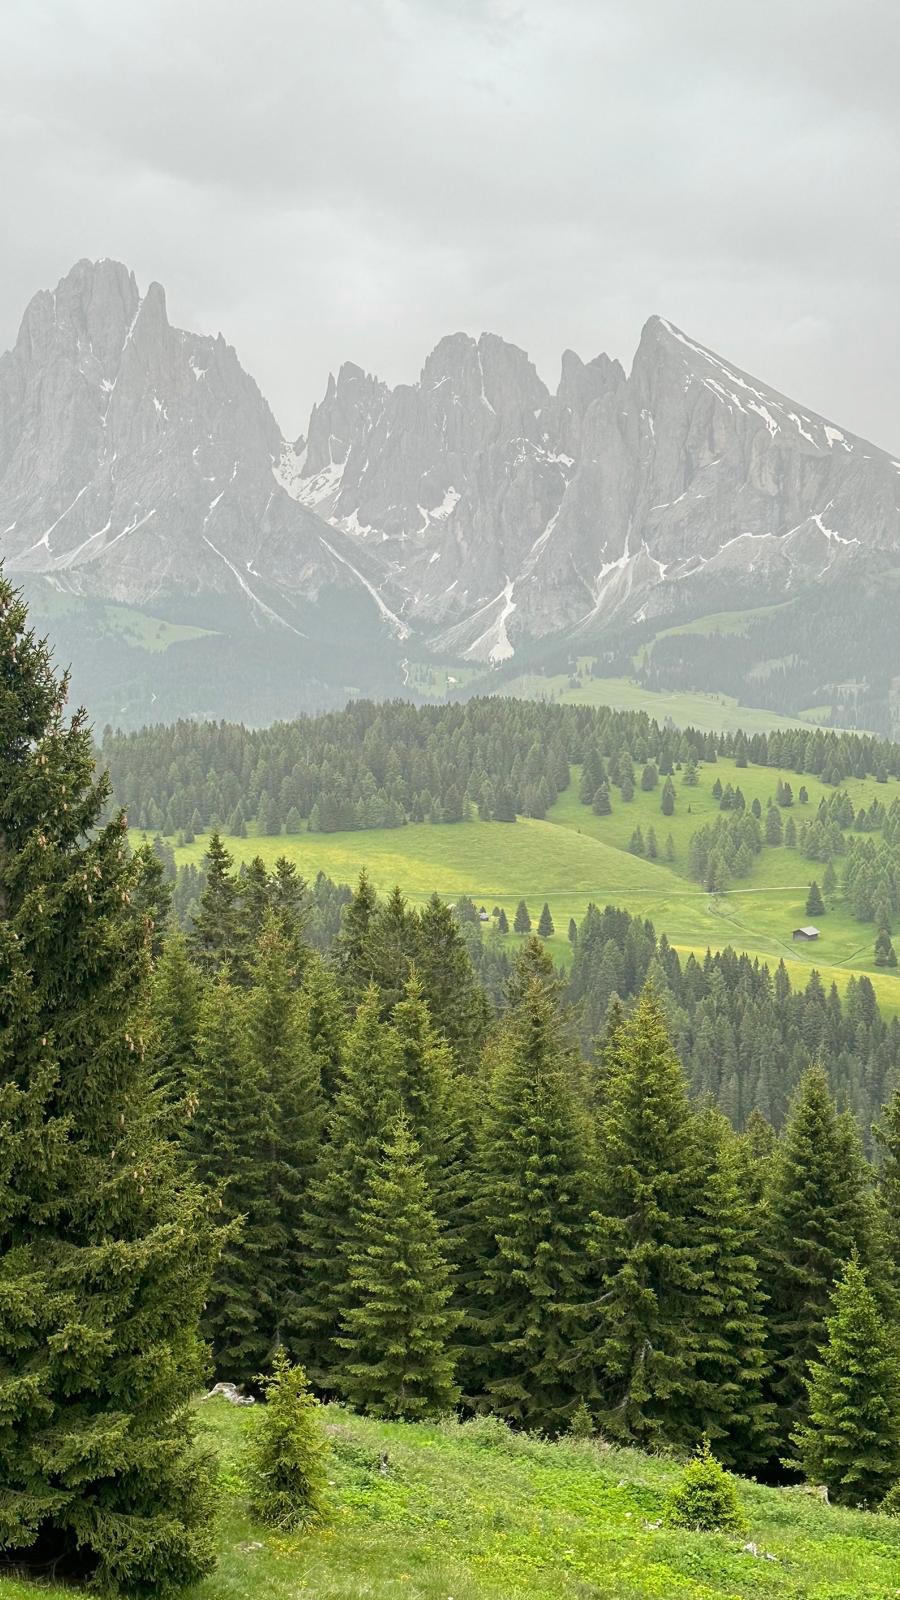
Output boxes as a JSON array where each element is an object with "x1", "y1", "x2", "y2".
[
  {"x1": 0, "y1": 259, "x2": 366, "y2": 618},
  {"x1": 302, "y1": 360, "x2": 387, "y2": 477},
  {"x1": 291, "y1": 311, "x2": 900, "y2": 663},
  {"x1": 14, "y1": 257, "x2": 140, "y2": 371},
  {"x1": 4, "y1": 259, "x2": 900, "y2": 681},
  {"x1": 420, "y1": 330, "x2": 549, "y2": 420},
  {"x1": 557, "y1": 346, "x2": 625, "y2": 409}
]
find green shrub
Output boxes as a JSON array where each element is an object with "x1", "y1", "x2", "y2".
[
  {"x1": 569, "y1": 1401, "x2": 595, "y2": 1439},
  {"x1": 246, "y1": 1351, "x2": 328, "y2": 1531},
  {"x1": 880, "y1": 1479, "x2": 900, "y2": 1517},
  {"x1": 664, "y1": 1438, "x2": 747, "y2": 1535}
]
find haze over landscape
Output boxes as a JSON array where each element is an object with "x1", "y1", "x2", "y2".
[{"x1": 2, "y1": 5, "x2": 900, "y2": 1600}]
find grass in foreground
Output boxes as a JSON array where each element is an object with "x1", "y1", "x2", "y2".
[{"x1": 4, "y1": 1401, "x2": 899, "y2": 1600}]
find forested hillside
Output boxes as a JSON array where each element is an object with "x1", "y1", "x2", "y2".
[
  {"x1": 146, "y1": 835, "x2": 900, "y2": 1139},
  {"x1": 103, "y1": 698, "x2": 900, "y2": 838}
]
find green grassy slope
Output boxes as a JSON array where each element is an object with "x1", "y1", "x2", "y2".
[
  {"x1": 134, "y1": 755, "x2": 900, "y2": 1012},
  {"x1": 498, "y1": 671, "x2": 838, "y2": 734},
  {"x1": 5, "y1": 1401, "x2": 897, "y2": 1600}
]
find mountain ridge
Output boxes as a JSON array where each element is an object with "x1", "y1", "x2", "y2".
[
  {"x1": 286, "y1": 309, "x2": 900, "y2": 662},
  {"x1": 2, "y1": 258, "x2": 899, "y2": 726}
]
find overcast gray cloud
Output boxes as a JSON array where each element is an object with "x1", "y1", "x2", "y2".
[{"x1": 2, "y1": 0, "x2": 898, "y2": 446}]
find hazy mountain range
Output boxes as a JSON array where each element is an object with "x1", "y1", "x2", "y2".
[{"x1": 2, "y1": 259, "x2": 899, "y2": 727}]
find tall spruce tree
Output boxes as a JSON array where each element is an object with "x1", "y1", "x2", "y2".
[
  {"x1": 294, "y1": 988, "x2": 401, "y2": 1386},
  {"x1": 233, "y1": 856, "x2": 272, "y2": 982},
  {"x1": 466, "y1": 978, "x2": 588, "y2": 1433},
  {"x1": 790, "y1": 1259, "x2": 900, "y2": 1507},
  {"x1": 331, "y1": 869, "x2": 379, "y2": 1005},
  {"x1": 0, "y1": 576, "x2": 219, "y2": 1592},
  {"x1": 414, "y1": 893, "x2": 490, "y2": 1071},
  {"x1": 875, "y1": 1085, "x2": 900, "y2": 1271},
  {"x1": 269, "y1": 856, "x2": 311, "y2": 965},
  {"x1": 362, "y1": 885, "x2": 420, "y2": 1013},
  {"x1": 389, "y1": 972, "x2": 467, "y2": 1238},
  {"x1": 185, "y1": 976, "x2": 269, "y2": 1380},
  {"x1": 148, "y1": 930, "x2": 203, "y2": 1114},
  {"x1": 764, "y1": 1065, "x2": 877, "y2": 1450},
  {"x1": 189, "y1": 831, "x2": 239, "y2": 978},
  {"x1": 242, "y1": 921, "x2": 324, "y2": 1352},
  {"x1": 297, "y1": 952, "x2": 346, "y2": 1100},
  {"x1": 691, "y1": 1110, "x2": 775, "y2": 1471},
  {"x1": 336, "y1": 1115, "x2": 460, "y2": 1419},
  {"x1": 585, "y1": 987, "x2": 704, "y2": 1449}
]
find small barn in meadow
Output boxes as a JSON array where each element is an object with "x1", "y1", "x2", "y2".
[{"x1": 792, "y1": 926, "x2": 820, "y2": 941}]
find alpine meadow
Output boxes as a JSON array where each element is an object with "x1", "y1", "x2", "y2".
[{"x1": 4, "y1": 4, "x2": 900, "y2": 1597}]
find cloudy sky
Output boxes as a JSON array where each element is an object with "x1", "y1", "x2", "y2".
[{"x1": 2, "y1": 0, "x2": 898, "y2": 446}]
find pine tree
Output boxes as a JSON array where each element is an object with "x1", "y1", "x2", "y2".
[
  {"x1": 295, "y1": 989, "x2": 401, "y2": 1385},
  {"x1": 765, "y1": 806, "x2": 784, "y2": 846},
  {"x1": 149, "y1": 929, "x2": 203, "y2": 1113},
  {"x1": 875, "y1": 927, "x2": 897, "y2": 967},
  {"x1": 806, "y1": 880, "x2": 825, "y2": 917},
  {"x1": 246, "y1": 1350, "x2": 328, "y2": 1530},
  {"x1": 336, "y1": 1115, "x2": 460, "y2": 1419},
  {"x1": 661, "y1": 777, "x2": 675, "y2": 815},
  {"x1": 269, "y1": 856, "x2": 311, "y2": 967},
  {"x1": 466, "y1": 979, "x2": 588, "y2": 1433},
  {"x1": 586, "y1": 987, "x2": 704, "y2": 1449},
  {"x1": 131, "y1": 838, "x2": 172, "y2": 955},
  {"x1": 362, "y1": 885, "x2": 420, "y2": 1013},
  {"x1": 492, "y1": 785, "x2": 517, "y2": 822},
  {"x1": 298, "y1": 953, "x2": 346, "y2": 1100},
  {"x1": 189, "y1": 831, "x2": 240, "y2": 977},
  {"x1": 389, "y1": 971, "x2": 467, "y2": 1239},
  {"x1": 874, "y1": 1085, "x2": 900, "y2": 1272},
  {"x1": 664, "y1": 1438, "x2": 747, "y2": 1534},
  {"x1": 592, "y1": 782, "x2": 612, "y2": 815},
  {"x1": 0, "y1": 576, "x2": 219, "y2": 1592},
  {"x1": 691, "y1": 1111, "x2": 775, "y2": 1471},
  {"x1": 415, "y1": 893, "x2": 489, "y2": 1071},
  {"x1": 764, "y1": 1065, "x2": 877, "y2": 1448},
  {"x1": 790, "y1": 1259, "x2": 900, "y2": 1507},
  {"x1": 568, "y1": 917, "x2": 578, "y2": 945},
  {"x1": 496, "y1": 906, "x2": 509, "y2": 934},
  {"x1": 513, "y1": 899, "x2": 532, "y2": 934},
  {"x1": 185, "y1": 976, "x2": 270, "y2": 1380},
  {"x1": 242, "y1": 922, "x2": 325, "y2": 1352},
  {"x1": 537, "y1": 902, "x2": 554, "y2": 938},
  {"x1": 331, "y1": 869, "x2": 378, "y2": 1005}
]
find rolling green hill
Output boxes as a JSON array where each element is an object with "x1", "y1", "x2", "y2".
[
  {"x1": 132, "y1": 755, "x2": 900, "y2": 1013},
  {"x1": 5, "y1": 1399, "x2": 897, "y2": 1600}
]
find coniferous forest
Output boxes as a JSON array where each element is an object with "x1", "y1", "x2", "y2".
[{"x1": 3, "y1": 572, "x2": 900, "y2": 1598}]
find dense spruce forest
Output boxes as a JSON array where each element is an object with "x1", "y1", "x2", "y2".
[
  {"x1": 102, "y1": 698, "x2": 900, "y2": 838},
  {"x1": 5, "y1": 569, "x2": 900, "y2": 1600},
  {"x1": 151, "y1": 839, "x2": 900, "y2": 1488},
  {"x1": 144, "y1": 833, "x2": 900, "y2": 1139}
]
